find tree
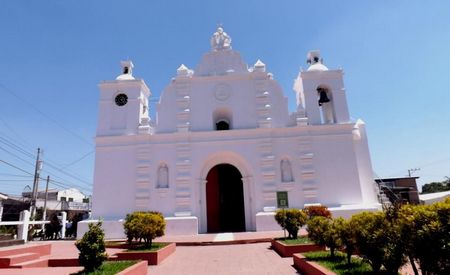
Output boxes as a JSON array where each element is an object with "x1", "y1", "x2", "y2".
[
  {"x1": 421, "y1": 178, "x2": 450, "y2": 194},
  {"x1": 123, "y1": 211, "x2": 166, "y2": 248},
  {"x1": 274, "y1": 208, "x2": 307, "y2": 239},
  {"x1": 399, "y1": 201, "x2": 450, "y2": 274},
  {"x1": 75, "y1": 221, "x2": 107, "y2": 272},
  {"x1": 307, "y1": 216, "x2": 342, "y2": 258},
  {"x1": 350, "y1": 211, "x2": 387, "y2": 273},
  {"x1": 336, "y1": 217, "x2": 357, "y2": 265},
  {"x1": 382, "y1": 205, "x2": 408, "y2": 274},
  {"x1": 303, "y1": 205, "x2": 332, "y2": 219}
]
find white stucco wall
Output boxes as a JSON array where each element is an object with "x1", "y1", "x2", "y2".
[{"x1": 90, "y1": 31, "x2": 380, "y2": 237}]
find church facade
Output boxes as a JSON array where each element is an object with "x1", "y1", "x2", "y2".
[{"x1": 90, "y1": 28, "x2": 380, "y2": 237}]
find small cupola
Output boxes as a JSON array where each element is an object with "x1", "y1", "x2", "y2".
[
  {"x1": 306, "y1": 50, "x2": 329, "y2": 72},
  {"x1": 116, "y1": 60, "x2": 135, "y2": 80}
]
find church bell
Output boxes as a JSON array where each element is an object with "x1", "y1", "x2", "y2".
[{"x1": 318, "y1": 88, "x2": 330, "y2": 106}]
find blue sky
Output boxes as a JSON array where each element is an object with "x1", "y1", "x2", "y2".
[{"x1": 0, "y1": 1, "x2": 449, "y2": 196}]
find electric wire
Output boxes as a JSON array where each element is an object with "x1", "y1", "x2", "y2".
[{"x1": 0, "y1": 83, "x2": 94, "y2": 146}]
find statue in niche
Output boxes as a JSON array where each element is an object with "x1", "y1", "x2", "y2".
[
  {"x1": 157, "y1": 164, "x2": 169, "y2": 188},
  {"x1": 281, "y1": 159, "x2": 294, "y2": 183},
  {"x1": 211, "y1": 27, "x2": 232, "y2": 51}
]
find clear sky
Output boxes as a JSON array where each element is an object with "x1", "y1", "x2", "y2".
[{"x1": 0, "y1": 1, "x2": 449, "y2": 196}]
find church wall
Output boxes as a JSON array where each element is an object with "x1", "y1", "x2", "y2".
[
  {"x1": 91, "y1": 146, "x2": 137, "y2": 220},
  {"x1": 310, "y1": 133, "x2": 363, "y2": 205}
]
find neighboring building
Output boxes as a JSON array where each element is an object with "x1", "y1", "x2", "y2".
[
  {"x1": 375, "y1": 177, "x2": 420, "y2": 205},
  {"x1": 90, "y1": 27, "x2": 380, "y2": 237},
  {"x1": 22, "y1": 188, "x2": 91, "y2": 214}
]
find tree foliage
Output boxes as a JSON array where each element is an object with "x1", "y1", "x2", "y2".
[
  {"x1": 398, "y1": 201, "x2": 450, "y2": 274},
  {"x1": 75, "y1": 221, "x2": 107, "y2": 272},
  {"x1": 274, "y1": 208, "x2": 307, "y2": 239},
  {"x1": 349, "y1": 211, "x2": 388, "y2": 273},
  {"x1": 307, "y1": 216, "x2": 342, "y2": 258},
  {"x1": 421, "y1": 178, "x2": 450, "y2": 194},
  {"x1": 336, "y1": 217, "x2": 357, "y2": 265},
  {"x1": 303, "y1": 205, "x2": 332, "y2": 219},
  {"x1": 123, "y1": 211, "x2": 166, "y2": 247}
]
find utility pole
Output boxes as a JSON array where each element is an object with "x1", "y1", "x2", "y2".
[
  {"x1": 42, "y1": 175, "x2": 50, "y2": 222},
  {"x1": 30, "y1": 148, "x2": 43, "y2": 219},
  {"x1": 408, "y1": 168, "x2": 420, "y2": 177}
]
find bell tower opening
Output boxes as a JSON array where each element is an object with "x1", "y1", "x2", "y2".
[
  {"x1": 213, "y1": 107, "x2": 232, "y2": 131},
  {"x1": 317, "y1": 85, "x2": 335, "y2": 124},
  {"x1": 206, "y1": 164, "x2": 245, "y2": 233},
  {"x1": 216, "y1": 120, "x2": 230, "y2": 131}
]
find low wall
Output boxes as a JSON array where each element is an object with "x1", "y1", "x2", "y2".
[
  {"x1": 78, "y1": 216, "x2": 198, "y2": 239},
  {"x1": 255, "y1": 212, "x2": 282, "y2": 231},
  {"x1": 117, "y1": 261, "x2": 147, "y2": 275},
  {"x1": 293, "y1": 253, "x2": 335, "y2": 275}
]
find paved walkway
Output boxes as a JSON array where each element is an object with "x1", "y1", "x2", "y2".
[{"x1": 149, "y1": 242, "x2": 299, "y2": 275}]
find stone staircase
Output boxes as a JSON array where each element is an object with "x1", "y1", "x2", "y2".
[{"x1": 0, "y1": 243, "x2": 51, "y2": 268}]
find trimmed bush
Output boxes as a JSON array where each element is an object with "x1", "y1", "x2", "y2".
[
  {"x1": 75, "y1": 221, "x2": 107, "y2": 272},
  {"x1": 274, "y1": 208, "x2": 307, "y2": 239},
  {"x1": 304, "y1": 205, "x2": 332, "y2": 219},
  {"x1": 124, "y1": 211, "x2": 166, "y2": 248},
  {"x1": 350, "y1": 211, "x2": 388, "y2": 273},
  {"x1": 399, "y1": 201, "x2": 450, "y2": 274},
  {"x1": 306, "y1": 216, "x2": 342, "y2": 258}
]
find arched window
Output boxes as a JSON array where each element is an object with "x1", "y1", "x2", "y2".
[
  {"x1": 216, "y1": 120, "x2": 230, "y2": 131},
  {"x1": 213, "y1": 107, "x2": 232, "y2": 131},
  {"x1": 281, "y1": 159, "x2": 294, "y2": 183},
  {"x1": 157, "y1": 163, "x2": 169, "y2": 188},
  {"x1": 317, "y1": 85, "x2": 335, "y2": 124}
]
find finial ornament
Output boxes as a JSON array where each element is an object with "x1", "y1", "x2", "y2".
[{"x1": 211, "y1": 26, "x2": 232, "y2": 51}]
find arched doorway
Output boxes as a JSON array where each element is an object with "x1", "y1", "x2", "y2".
[{"x1": 206, "y1": 164, "x2": 245, "y2": 233}]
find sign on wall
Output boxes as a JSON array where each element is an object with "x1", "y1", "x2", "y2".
[{"x1": 276, "y1": 191, "x2": 289, "y2": 208}]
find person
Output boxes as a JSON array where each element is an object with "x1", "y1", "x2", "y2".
[{"x1": 211, "y1": 27, "x2": 232, "y2": 51}]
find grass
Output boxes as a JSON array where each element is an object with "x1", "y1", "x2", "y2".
[
  {"x1": 303, "y1": 251, "x2": 373, "y2": 275},
  {"x1": 277, "y1": 236, "x2": 312, "y2": 245},
  {"x1": 74, "y1": 260, "x2": 137, "y2": 275},
  {"x1": 126, "y1": 242, "x2": 168, "y2": 252}
]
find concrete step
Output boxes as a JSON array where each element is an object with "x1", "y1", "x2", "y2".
[
  {"x1": 12, "y1": 257, "x2": 49, "y2": 268},
  {"x1": 0, "y1": 252, "x2": 40, "y2": 267}
]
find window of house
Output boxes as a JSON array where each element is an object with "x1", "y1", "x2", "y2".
[{"x1": 60, "y1": 197, "x2": 66, "y2": 202}]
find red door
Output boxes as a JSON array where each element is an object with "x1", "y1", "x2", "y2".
[{"x1": 206, "y1": 166, "x2": 220, "y2": 232}]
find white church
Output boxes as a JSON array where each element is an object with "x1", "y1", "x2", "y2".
[{"x1": 86, "y1": 27, "x2": 380, "y2": 237}]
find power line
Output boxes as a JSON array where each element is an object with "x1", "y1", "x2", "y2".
[
  {"x1": 0, "y1": 83, "x2": 94, "y2": 146},
  {"x1": 0, "y1": 159, "x2": 34, "y2": 176},
  {"x1": 0, "y1": 135, "x2": 92, "y2": 188},
  {"x1": 0, "y1": 145, "x2": 36, "y2": 167},
  {"x1": 0, "y1": 136, "x2": 35, "y2": 159},
  {"x1": 60, "y1": 150, "x2": 94, "y2": 169}
]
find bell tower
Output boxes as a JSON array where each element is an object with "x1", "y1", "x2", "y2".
[
  {"x1": 294, "y1": 50, "x2": 350, "y2": 125},
  {"x1": 97, "y1": 60, "x2": 152, "y2": 136}
]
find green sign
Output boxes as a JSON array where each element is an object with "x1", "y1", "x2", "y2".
[{"x1": 277, "y1": 191, "x2": 289, "y2": 208}]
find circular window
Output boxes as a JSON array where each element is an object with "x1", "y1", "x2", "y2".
[{"x1": 115, "y1": 93, "x2": 128, "y2": 106}]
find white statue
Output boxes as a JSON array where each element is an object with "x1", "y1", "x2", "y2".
[
  {"x1": 281, "y1": 159, "x2": 294, "y2": 182},
  {"x1": 157, "y1": 164, "x2": 169, "y2": 188},
  {"x1": 211, "y1": 27, "x2": 232, "y2": 51}
]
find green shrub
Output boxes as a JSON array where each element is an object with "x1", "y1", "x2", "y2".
[
  {"x1": 306, "y1": 216, "x2": 342, "y2": 258},
  {"x1": 274, "y1": 208, "x2": 307, "y2": 239},
  {"x1": 123, "y1": 211, "x2": 166, "y2": 248},
  {"x1": 399, "y1": 201, "x2": 450, "y2": 274},
  {"x1": 350, "y1": 211, "x2": 387, "y2": 273},
  {"x1": 304, "y1": 205, "x2": 332, "y2": 219},
  {"x1": 335, "y1": 217, "x2": 357, "y2": 265},
  {"x1": 75, "y1": 221, "x2": 107, "y2": 272}
]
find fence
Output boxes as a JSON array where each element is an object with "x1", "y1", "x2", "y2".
[{"x1": 0, "y1": 210, "x2": 67, "y2": 243}]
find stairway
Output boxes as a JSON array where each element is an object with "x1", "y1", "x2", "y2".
[{"x1": 0, "y1": 243, "x2": 51, "y2": 268}]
